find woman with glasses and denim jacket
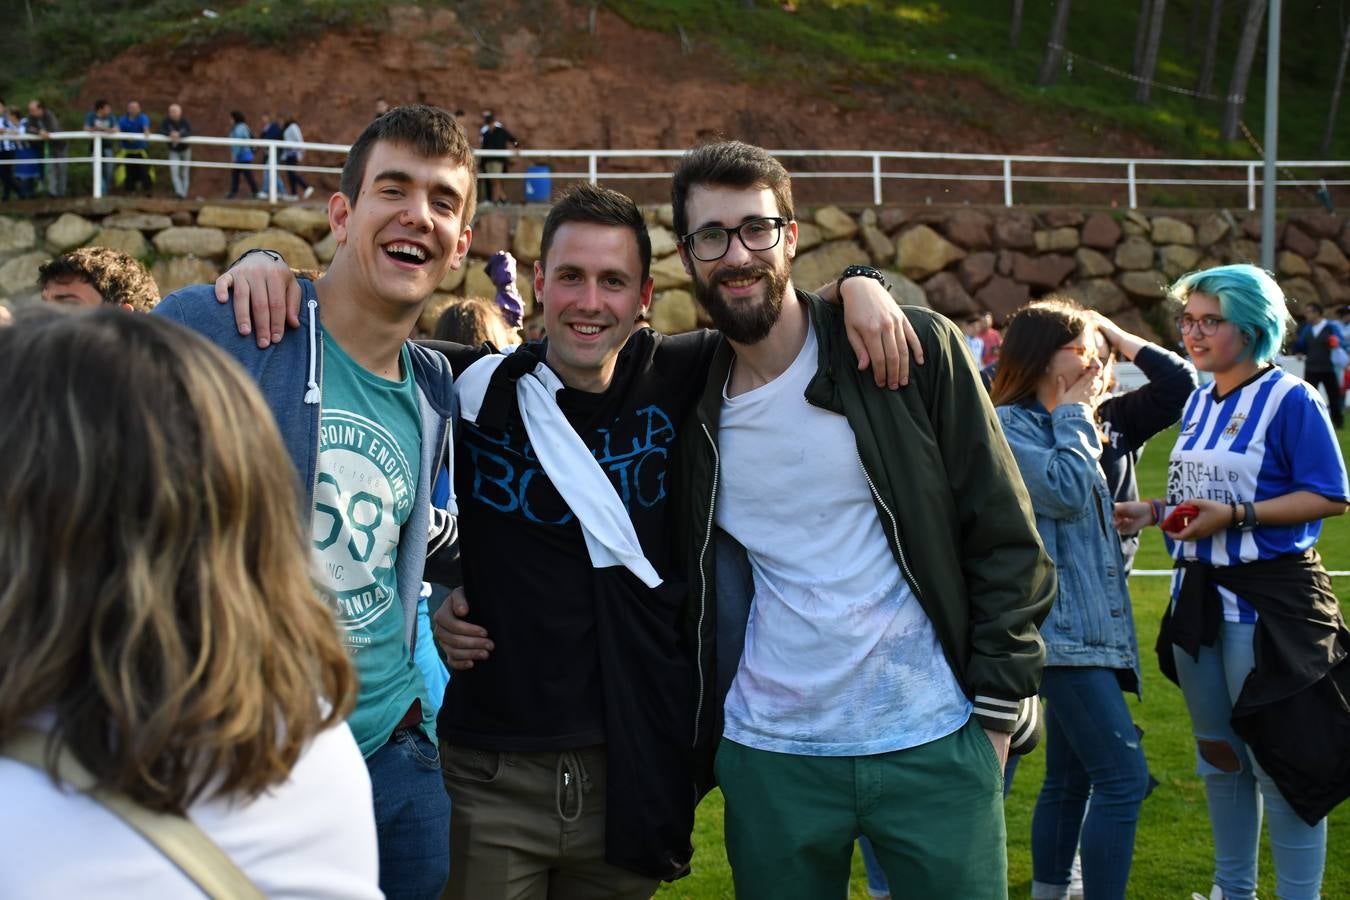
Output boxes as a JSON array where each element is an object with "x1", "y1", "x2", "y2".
[
  {"x1": 1115, "y1": 264, "x2": 1350, "y2": 900},
  {"x1": 991, "y1": 298, "x2": 1150, "y2": 900}
]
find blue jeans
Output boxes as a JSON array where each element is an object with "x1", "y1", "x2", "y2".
[
  {"x1": 1031, "y1": 667, "x2": 1149, "y2": 900},
  {"x1": 366, "y1": 727, "x2": 452, "y2": 900},
  {"x1": 1173, "y1": 621, "x2": 1326, "y2": 900},
  {"x1": 857, "y1": 836, "x2": 890, "y2": 897}
]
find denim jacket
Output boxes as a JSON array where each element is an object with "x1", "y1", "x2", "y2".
[{"x1": 996, "y1": 401, "x2": 1140, "y2": 691}]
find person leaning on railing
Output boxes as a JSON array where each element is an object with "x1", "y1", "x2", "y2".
[
  {"x1": 26, "y1": 99, "x2": 65, "y2": 198},
  {"x1": 0, "y1": 99, "x2": 20, "y2": 201},
  {"x1": 84, "y1": 98, "x2": 118, "y2": 190},
  {"x1": 117, "y1": 100, "x2": 153, "y2": 197}
]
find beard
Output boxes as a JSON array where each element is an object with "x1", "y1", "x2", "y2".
[{"x1": 689, "y1": 260, "x2": 791, "y2": 345}]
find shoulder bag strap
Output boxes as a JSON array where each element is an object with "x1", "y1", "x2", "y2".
[{"x1": 2, "y1": 728, "x2": 265, "y2": 900}]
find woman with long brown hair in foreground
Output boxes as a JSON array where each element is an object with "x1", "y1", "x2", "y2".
[{"x1": 0, "y1": 310, "x2": 380, "y2": 898}]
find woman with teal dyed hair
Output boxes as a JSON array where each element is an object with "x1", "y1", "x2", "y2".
[{"x1": 1115, "y1": 264, "x2": 1350, "y2": 900}]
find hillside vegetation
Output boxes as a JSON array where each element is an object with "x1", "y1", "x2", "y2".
[
  {"x1": 606, "y1": 0, "x2": 1350, "y2": 160},
  {"x1": 3, "y1": 0, "x2": 1349, "y2": 160}
]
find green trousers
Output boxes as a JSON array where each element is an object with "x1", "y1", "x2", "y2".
[{"x1": 715, "y1": 718, "x2": 1007, "y2": 900}]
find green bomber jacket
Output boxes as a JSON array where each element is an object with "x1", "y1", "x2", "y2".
[{"x1": 672, "y1": 290, "x2": 1055, "y2": 791}]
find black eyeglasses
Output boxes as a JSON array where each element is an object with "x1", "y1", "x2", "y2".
[
  {"x1": 682, "y1": 217, "x2": 787, "y2": 262},
  {"x1": 1175, "y1": 314, "x2": 1227, "y2": 336}
]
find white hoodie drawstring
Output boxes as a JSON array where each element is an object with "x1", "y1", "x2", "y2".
[{"x1": 303, "y1": 298, "x2": 320, "y2": 405}]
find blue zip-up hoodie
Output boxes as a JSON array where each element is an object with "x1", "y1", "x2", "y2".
[{"x1": 154, "y1": 279, "x2": 457, "y2": 652}]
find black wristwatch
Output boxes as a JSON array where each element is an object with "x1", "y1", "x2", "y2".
[{"x1": 836, "y1": 265, "x2": 889, "y2": 297}]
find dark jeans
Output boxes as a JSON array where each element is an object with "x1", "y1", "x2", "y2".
[
  {"x1": 229, "y1": 165, "x2": 259, "y2": 197},
  {"x1": 122, "y1": 150, "x2": 151, "y2": 194},
  {"x1": 1305, "y1": 368, "x2": 1342, "y2": 427},
  {"x1": 283, "y1": 152, "x2": 310, "y2": 194},
  {"x1": 1031, "y1": 667, "x2": 1150, "y2": 900},
  {"x1": 0, "y1": 151, "x2": 17, "y2": 200},
  {"x1": 367, "y1": 727, "x2": 452, "y2": 900}
]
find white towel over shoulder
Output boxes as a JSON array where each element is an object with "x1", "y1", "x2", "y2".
[{"x1": 455, "y1": 353, "x2": 662, "y2": 589}]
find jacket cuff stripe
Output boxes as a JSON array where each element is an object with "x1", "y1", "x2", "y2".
[
  {"x1": 973, "y1": 708, "x2": 1018, "y2": 721},
  {"x1": 974, "y1": 695, "x2": 1020, "y2": 708}
]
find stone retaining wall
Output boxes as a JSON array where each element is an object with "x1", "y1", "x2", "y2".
[{"x1": 2, "y1": 203, "x2": 1346, "y2": 340}]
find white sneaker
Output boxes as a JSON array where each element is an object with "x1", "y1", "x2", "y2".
[
  {"x1": 303, "y1": 185, "x2": 315, "y2": 199},
  {"x1": 1191, "y1": 887, "x2": 1223, "y2": 900},
  {"x1": 255, "y1": 191, "x2": 267, "y2": 199}
]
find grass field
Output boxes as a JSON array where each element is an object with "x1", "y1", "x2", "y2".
[{"x1": 656, "y1": 424, "x2": 1350, "y2": 899}]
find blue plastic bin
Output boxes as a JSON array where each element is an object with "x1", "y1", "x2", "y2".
[{"x1": 524, "y1": 164, "x2": 552, "y2": 204}]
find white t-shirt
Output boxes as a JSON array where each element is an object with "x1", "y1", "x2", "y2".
[
  {"x1": 716, "y1": 320, "x2": 971, "y2": 756},
  {"x1": 0, "y1": 723, "x2": 381, "y2": 899}
]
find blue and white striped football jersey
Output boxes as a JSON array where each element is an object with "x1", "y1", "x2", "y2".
[{"x1": 1166, "y1": 367, "x2": 1348, "y2": 622}]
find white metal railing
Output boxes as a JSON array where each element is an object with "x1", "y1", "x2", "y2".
[{"x1": 1, "y1": 130, "x2": 1347, "y2": 209}]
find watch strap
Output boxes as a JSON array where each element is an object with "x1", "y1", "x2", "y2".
[{"x1": 836, "y1": 265, "x2": 889, "y2": 298}]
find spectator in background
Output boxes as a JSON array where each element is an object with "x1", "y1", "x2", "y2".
[
  {"x1": 84, "y1": 99, "x2": 117, "y2": 190},
  {"x1": 1341, "y1": 306, "x2": 1350, "y2": 407},
  {"x1": 226, "y1": 111, "x2": 260, "y2": 200},
  {"x1": 1293, "y1": 301, "x2": 1345, "y2": 429},
  {"x1": 978, "y1": 311, "x2": 1001, "y2": 367},
  {"x1": 0, "y1": 305, "x2": 11, "y2": 327},
  {"x1": 478, "y1": 109, "x2": 519, "y2": 205},
  {"x1": 0, "y1": 310, "x2": 379, "y2": 899},
  {"x1": 27, "y1": 99, "x2": 65, "y2": 198},
  {"x1": 281, "y1": 116, "x2": 315, "y2": 199},
  {"x1": 117, "y1": 100, "x2": 153, "y2": 196},
  {"x1": 1087, "y1": 311, "x2": 1201, "y2": 569},
  {"x1": 373, "y1": 97, "x2": 390, "y2": 119},
  {"x1": 522, "y1": 315, "x2": 546, "y2": 342},
  {"x1": 39, "y1": 247, "x2": 160, "y2": 312},
  {"x1": 13, "y1": 111, "x2": 41, "y2": 199},
  {"x1": 960, "y1": 312, "x2": 984, "y2": 363},
  {"x1": 431, "y1": 297, "x2": 516, "y2": 348},
  {"x1": 259, "y1": 112, "x2": 283, "y2": 144},
  {"x1": 159, "y1": 102, "x2": 193, "y2": 199},
  {"x1": 856, "y1": 838, "x2": 891, "y2": 900},
  {"x1": 0, "y1": 100, "x2": 19, "y2": 201},
  {"x1": 259, "y1": 113, "x2": 286, "y2": 197}
]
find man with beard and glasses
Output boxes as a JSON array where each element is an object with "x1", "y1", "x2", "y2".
[{"x1": 668, "y1": 141, "x2": 1054, "y2": 900}]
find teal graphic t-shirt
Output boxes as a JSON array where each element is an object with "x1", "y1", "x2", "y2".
[{"x1": 312, "y1": 332, "x2": 431, "y2": 757}]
